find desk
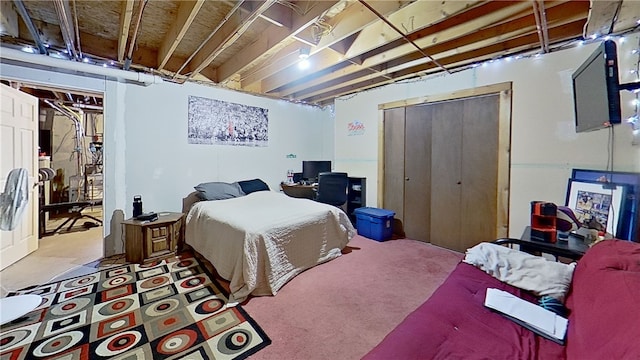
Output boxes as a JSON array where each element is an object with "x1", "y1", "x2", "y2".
[
  {"x1": 494, "y1": 226, "x2": 589, "y2": 261},
  {"x1": 280, "y1": 182, "x2": 316, "y2": 199}
]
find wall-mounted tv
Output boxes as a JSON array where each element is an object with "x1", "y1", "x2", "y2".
[{"x1": 572, "y1": 40, "x2": 622, "y2": 133}]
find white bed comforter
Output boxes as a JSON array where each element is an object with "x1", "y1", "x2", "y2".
[{"x1": 185, "y1": 191, "x2": 356, "y2": 304}]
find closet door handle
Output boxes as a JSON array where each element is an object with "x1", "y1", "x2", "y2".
[
  {"x1": 457, "y1": 181, "x2": 462, "y2": 185},
  {"x1": 405, "y1": 177, "x2": 410, "y2": 181}
]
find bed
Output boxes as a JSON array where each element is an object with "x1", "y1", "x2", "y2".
[{"x1": 185, "y1": 190, "x2": 356, "y2": 304}]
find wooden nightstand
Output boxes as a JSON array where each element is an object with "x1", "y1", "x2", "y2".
[{"x1": 123, "y1": 212, "x2": 185, "y2": 264}]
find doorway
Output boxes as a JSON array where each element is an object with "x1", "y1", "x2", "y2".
[{"x1": 0, "y1": 81, "x2": 105, "y2": 294}]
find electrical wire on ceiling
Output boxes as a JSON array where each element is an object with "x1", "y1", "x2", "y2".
[
  {"x1": 357, "y1": 0, "x2": 451, "y2": 74},
  {"x1": 312, "y1": 17, "x2": 332, "y2": 42},
  {"x1": 275, "y1": 0, "x2": 308, "y2": 15}
]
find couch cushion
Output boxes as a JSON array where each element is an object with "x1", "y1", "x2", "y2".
[
  {"x1": 363, "y1": 262, "x2": 565, "y2": 359},
  {"x1": 565, "y1": 240, "x2": 640, "y2": 359}
]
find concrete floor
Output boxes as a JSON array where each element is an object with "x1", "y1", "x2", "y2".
[{"x1": 0, "y1": 211, "x2": 119, "y2": 297}]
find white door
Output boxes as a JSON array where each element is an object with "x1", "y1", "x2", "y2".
[{"x1": 1, "y1": 83, "x2": 39, "y2": 270}]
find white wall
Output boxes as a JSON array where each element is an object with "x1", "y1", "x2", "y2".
[
  {"x1": 334, "y1": 34, "x2": 640, "y2": 238},
  {"x1": 120, "y1": 81, "x2": 333, "y2": 213},
  {"x1": 1, "y1": 62, "x2": 334, "y2": 256},
  {"x1": 107, "y1": 81, "x2": 334, "y2": 255}
]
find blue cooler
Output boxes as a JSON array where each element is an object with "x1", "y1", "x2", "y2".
[{"x1": 354, "y1": 207, "x2": 395, "y2": 241}]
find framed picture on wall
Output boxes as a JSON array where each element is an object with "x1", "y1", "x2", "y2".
[{"x1": 565, "y1": 179, "x2": 628, "y2": 236}]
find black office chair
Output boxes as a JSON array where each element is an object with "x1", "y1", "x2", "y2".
[{"x1": 315, "y1": 172, "x2": 349, "y2": 208}]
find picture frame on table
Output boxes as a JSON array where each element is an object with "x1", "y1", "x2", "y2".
[
  {"x1": 571, "y1": 168, "x2": 639, "y2": 241},
  {"x1": 565, "y1": 179, "x2": 628, "y2": 237}
]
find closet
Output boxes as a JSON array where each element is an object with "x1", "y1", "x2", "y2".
[{"x1": 380, "y1": 83, "x2": 511, "y2": 252}]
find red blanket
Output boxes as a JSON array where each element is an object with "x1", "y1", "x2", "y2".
[
  {"x1": 363, "y1": 262, "x2": 564, "y2": 359},
  {"x1": 364, "y1": 240, "x2": 640, "y2": 360},
  {"x1": 565, "y1": 240, "x2": 640, "y2": 359}
]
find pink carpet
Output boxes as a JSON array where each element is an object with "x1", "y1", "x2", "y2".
[{"x1": 241, "y1": 234, "x2": 463, "y2": 359}]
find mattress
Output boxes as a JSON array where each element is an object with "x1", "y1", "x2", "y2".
[{"x1": 185, "y1": 191, "x2": 356, "y2": 304}]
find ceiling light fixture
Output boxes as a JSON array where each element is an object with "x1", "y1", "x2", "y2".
[
  {"x1": 298, "y1": 58, "x2": 310, "y2": 70},
  {"x1": 298, "y1": 47, "x2": 310, "y2": 59}
]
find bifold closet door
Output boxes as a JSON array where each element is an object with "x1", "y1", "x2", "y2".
[
  {"x1": 430, "y1": 95, "x2": 500, "y2": 252},
  {"x1": 430, "y1": 100, "x2": 463, "y2": 250},
  {"x1": 403, "y1": 105, "x2": 432, "y2": 242},
  {"x1": 382, "y1": 107, "x2": 406, "y2": 226},
  {"x1": 383, "y1": 105, "x2": 432, "y2": 242}
]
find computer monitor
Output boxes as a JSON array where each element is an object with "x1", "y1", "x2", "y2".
[{"x1": 302, "y1": 161, "x2": 331, "y2": 183}]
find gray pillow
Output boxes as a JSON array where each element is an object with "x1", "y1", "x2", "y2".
[{"x1": 194, "y1": 181, "x2": 245, "y2": 201}]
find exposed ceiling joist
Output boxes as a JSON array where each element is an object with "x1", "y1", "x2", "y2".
[
  {"x1": 2, "y1": 0, "x2": 637, "y2": 106},
  {"x1": 157, "y1": 0, "x2": 204, "y2": 70},
  {"x1": 185, "y1": 0, "x2": 276, "y2": 80},
  {"x1": 215, "y1": 0, "x2": 339, "y2": 83},
  {"x1": 118, "y1": 0, "x2": 134, "y2": 62}
]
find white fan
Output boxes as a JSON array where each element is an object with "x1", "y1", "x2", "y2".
[{"x1": 0, "y1": 168, "x2": 29, "y2": 231}]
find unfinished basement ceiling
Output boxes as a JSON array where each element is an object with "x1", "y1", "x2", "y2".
[{"x1": 1, "y1": 0, "x2": 639, "y2": 106}]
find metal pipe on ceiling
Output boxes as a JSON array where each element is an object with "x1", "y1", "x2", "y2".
[
  {"x1": 12, "y1": 0, "x2": 48, "y2": 55},
  {"x1": 358, "y1": 0, "x2": 451, "y2": 74},
  {"x1": 125, "y1": 0, "x2": 149, "y2": 70},
  {"x1": 53, "y1": 0, "x2": 81, "y2": 60},
  {"x1": 533, "y1": 0, "x2": 550, "y2": 53},
  {"x1": 1, "y1": 47, "x2": 163, "y2": 85}
]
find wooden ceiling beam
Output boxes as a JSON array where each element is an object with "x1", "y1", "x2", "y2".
[
  {"x1": 302, "y1": 19, "x2": 586, "y2": 104},
  {"x1": 157, "y1": 0, "x2": 204, "y2": 70},
  {"x1": 272, "y1": 0, "x2": 586, "y2": 98},
  {"x1": 214, "y1": 0, "x2": 339, "y2": 83},
  {"x1": 584, "y1": 0, "x2": 622, "y2": 38},
  {"x1": 117, "y1": 0, "x2": 134, "y2": 62},
  {"x1": 185, "y1": 0, "x2": 277, "y2": 80},
  {"x1": 261, "y1": 0, "x2": 516, "y2": 94},
  {"x1": 0, "y1": 1, "x2": 19, "y2": 37},
  {"x1": 313, "y1": 1, "x2": 411, "y2": 52},
  {"x1": 240, "y1": 0, "x2": 408, "y2": 88},
  {"x1": 257, "y1": 2, "x2": 292, "y2": 28},
  {"x1": 79, "y1": 29, "x2": 190, "y2": 74}
]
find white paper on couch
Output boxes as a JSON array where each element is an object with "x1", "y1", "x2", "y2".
[
  {"x1": 464, "y1": 242, "x2": 576, "y2": 301},
  {"x1": 484, "y1": 288, "x2": 568, "y2": 344}
]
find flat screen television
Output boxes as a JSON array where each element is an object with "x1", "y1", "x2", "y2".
[
  {"x1": 572, "y1": 40, "x2": 621, "y2": 133},
  {"x1": 302, "y1": 160, "x2": 331, "y2": 183}
]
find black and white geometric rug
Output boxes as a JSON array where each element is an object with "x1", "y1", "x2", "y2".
[{"x1": 0, "y1": 254, "x2": 270, "y2": 359}]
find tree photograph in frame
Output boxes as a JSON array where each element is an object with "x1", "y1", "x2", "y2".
[{"x1": 565, "y1": 179, "x2": 627, "y2": 236}]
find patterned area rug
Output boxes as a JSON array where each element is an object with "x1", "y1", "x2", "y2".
[{"x1": 0, "y1": 255, "x2": 270, "y2": 359}]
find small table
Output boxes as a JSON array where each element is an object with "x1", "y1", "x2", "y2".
[
  {"x1": 494, "y1": 226, "x2": 589, "y2": 261},
  {"x1": 122, "y1": 212, "x2": 184, "y2": 264}
]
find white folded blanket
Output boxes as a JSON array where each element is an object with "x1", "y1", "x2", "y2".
[{"x1": 463, "y1": 242, "x2": 576, "y2": 302}]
